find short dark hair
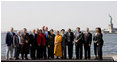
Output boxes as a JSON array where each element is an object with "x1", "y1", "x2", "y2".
[
  {"x1": 68, "y1": 28, "x2": 71, "y2": 32},
  {"x1": 95, "y1": 27, "x2": 101, "y2": 33},
  {"x1": 76, "y1": 27, "x2": 80, "y2": 29},
  {"x1": 98, "y1": 27, "x2": 101, "y2": 33},
  {"x1": 39, "y1": 29, "x2": 42, "y2": 33},
  {"x1": 61, "y1": 29, "x2": 65, "y2": 32},
  {"x1": 50, "y1": 29, "x2": 54, "y2": 32},
  {"x1": 23, "y1": 28, "x2": 27, "y2": 31}
]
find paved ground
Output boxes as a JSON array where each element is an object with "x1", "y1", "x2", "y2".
[{"x1": 1, "y1": 56, "x2": 115, "y2": 62}]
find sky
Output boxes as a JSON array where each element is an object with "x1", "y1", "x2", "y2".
[{"x1": 1, "y1": 1, "x2": 117, "y2": 31}]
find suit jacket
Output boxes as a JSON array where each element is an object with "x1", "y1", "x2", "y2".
[
  {"x1": 74, "y1": 31, "x2": 84, "y2": 44},
  {"x1": 6, "y1": 32, "x2": 15, "y2": 46},
  {"x1": 96, "y1": 33, "x2": 104, "y2": 46},
  {"x1": 65, "y1": 32, "x2": 74, "y2": 44},
  {"x1": 48, "y1": 34, "x2": 55, "y2": 46},
  {"x1": 13, "y1": 35, "x2": 20, "y2": 48},
  {"x1": 83, "y1": 32, "x2": 92, "y2": 45},
  {"x1": 61, "y1": 34, "x2": 67, "y2": 47},
  {"x1": 44, "y1": 31, "x2": 50, "y2": 45},
  {"x1": 29, "y1": 33, "x2": 37, "y2": 47}
]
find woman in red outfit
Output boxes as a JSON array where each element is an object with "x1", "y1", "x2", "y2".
[{"x1": 37, "y1": 29, "x2": 46, "y2": 59}]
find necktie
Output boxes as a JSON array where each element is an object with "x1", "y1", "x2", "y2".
[
  {"x1": 11, "y1": 33, "x2": 13, "y2": 39},
  {"x1": 86, "y1": 33, "x2": 88, "y2": 36},
  {"x1": 33, "y1": 34, "x2": 35, "y2": 38}
]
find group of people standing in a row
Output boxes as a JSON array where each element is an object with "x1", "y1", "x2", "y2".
[{"x1": 5, "y1": 26, "x2": 104, "y2": 60}]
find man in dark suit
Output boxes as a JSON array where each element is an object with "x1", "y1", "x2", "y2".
[
  {"x1": 74, "y1": 27, "x2": 84, "y2": 59},
  {"x1": 44, "y1": 27, "x2": 50, "y2": 59},
  {"x1": 6, "y1": 27, "x2": 15, "y2": 60},
  {"x1": 48, "y1": 29, "x2": 55, "y2": 59},
  {"x1": 61, "y1": 29, "x2": 67, "y2": 59},
  {"x1": 29, "y1": 29, "x2": 37, "y2": 59},
  {"x1": 21, "y1": 28, "x2": 30, "y2": 60},
  {"x1": 13, "y1": 31, "x2": 21, "y2": 60},
  {"x1": 83, "y1": 28, "x2": 92, "y2": 59},
  {"x1": 65, "y1": 28, "x2": 74, "y2": 59}
]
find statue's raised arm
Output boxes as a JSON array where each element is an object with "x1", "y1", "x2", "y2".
[{"x1": 109, "y1": 14, "x2": 112, "y2": 24}]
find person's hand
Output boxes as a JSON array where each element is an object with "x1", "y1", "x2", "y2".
[
  {"x1": 75, "y1": 40, "x2": 78, "y2": 43},
  {"x1": 38, "y1": 44, "x2": 40, "y2": 46},
  {"x1": 97, "y1": 43, "x2": 99, "y2": 46},
  {"x1": 30, "y1": 44, "x2": 32, "y2": 47},
  {"x1": 20, "y1": 42, "x2": 23, "y2": 45},
  {"x1": 26, "y1": 40, "x2": 28, "y2": 43},
  {"x1": 14, "y1": 45, "x2": 16, "y2": 48},
  {"x1": 94, "y1": 41, "x2": 97, "y2": 43},
  {"x1": 48, "y1": 45, "x2": 50, "y2": 48},
  {"x1": 88, "y1": 44, "x2": 91, "y2": 46}
]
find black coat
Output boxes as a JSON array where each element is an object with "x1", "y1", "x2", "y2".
[
  {"x1": 44, "y1": 31, "x2": 50, "y2": 46},
  {"x1": 21, "y1": 33, "x2": 30, "y2": 54},
  {"x1": 96, "y1": 33, "x2": 104, "y2": 46},
  {"x1": 93, "y1": 33, "x2": 104, "y2": 46},
  {"x1": 48, "y1": 34, "x2": 55, "y2": 46},
  {"x1": 93, "y1": 34, "x2": 97, "y2": 42},
  {"x1": 83, "y1": 32, "x2": 92, "y2": 44},
  {"x1": 61, "y1": 34, "x2": 67, "y2": 47},
  {"x1": 65, "y1": 32, "x2": 74, "y2": 44},
  {"x1": 29, "y1": 34, "x2": 37, "y2": 47}
]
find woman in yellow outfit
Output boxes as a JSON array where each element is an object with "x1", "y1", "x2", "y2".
[{"x1": 54, "y1": 31, "x2": 62, "y2": 59}]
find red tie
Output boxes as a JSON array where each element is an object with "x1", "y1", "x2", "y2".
[
  {"x1": 11, "y1": 33, "x2": 13, "y2": 39},
  {"x1": 86, "y1": 33, "x2": 88, "y2": 36}
]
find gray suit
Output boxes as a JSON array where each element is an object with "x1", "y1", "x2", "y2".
[{"x1": 74, "y1": 31, "x2": 84, "y2": 59}]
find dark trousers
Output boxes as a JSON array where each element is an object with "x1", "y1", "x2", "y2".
[
  {"x1": 76, "y1": 43, "x2": 83, "y2": 59},
  {"x1": 21, "y1": 53, "x2": 28, "y2": 59},
  {"x1": 94, "y1": 43, "x2": 97, "y2": 57},
  {"x1": 48, "y1": 46, "x2": 54, "y2": 59},
  {"x1": 98, "y1": 44, "x2": 103, "y2": 60},
  {"x1": 84, "y1": 44, "x2": 90, "y2": 59},
  {"x1": 37, "y1": 45, "x2": 46, "y2": 59},
  {"x1": 44, "y1": 46, "x2": 47, "y2": 59},
  {"x1": 45, "y1": 42, "x2": 48, "y2": 58},
  {"x1": 14, "y1": 47, "x2": 20, "y2": 59},
  {"x1": 62, "y1": 46, "x2": 66, "y2": 59},
  {"x1": 30, "y1": 46, "x2": 36, "y2": 59},
  {"x1": 37, "y1": 46, "x2": 41, "y2": 59},
  {"x1": 68, "y1": 42, "x2": 73, "y2": 59}
]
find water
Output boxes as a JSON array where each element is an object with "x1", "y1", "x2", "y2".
[{"x1": 1, "y1": 33, "x2": 117, "y2": 57}]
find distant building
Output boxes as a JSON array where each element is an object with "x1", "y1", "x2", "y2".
[{"x1": 102, "y1": 14, "x2": 117, "y2": 34}]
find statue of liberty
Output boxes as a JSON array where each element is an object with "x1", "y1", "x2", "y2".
[{"x1": 109, "y1": 14, "x2": 112, "y2": 24}]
